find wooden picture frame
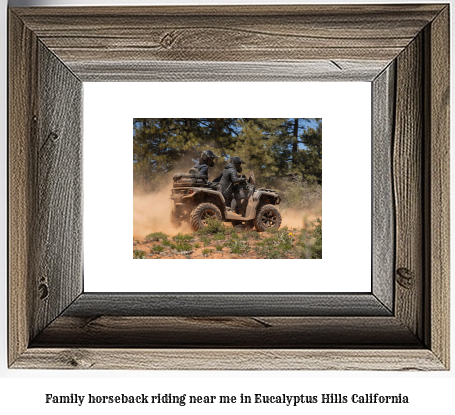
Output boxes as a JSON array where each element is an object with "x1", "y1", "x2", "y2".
[{"x1": 8, "y1": 4, "x2": 449, "y2": 370}]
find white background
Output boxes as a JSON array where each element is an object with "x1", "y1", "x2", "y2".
[
  {"x1": 84, "y1": 82, "x2": 371, "y2": 292},
  {"x1": 1, "y1": 0, "x2": 454, "y2": 414}
]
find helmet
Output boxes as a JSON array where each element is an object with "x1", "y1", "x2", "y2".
[
  {"x1": 230, "y1": 156, "x2": 245, "y2": 173},
  {"x1": 200, "y1": 150, "x2": 219, "y2": 167}
]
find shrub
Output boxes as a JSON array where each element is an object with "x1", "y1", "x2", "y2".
[
  {"x1": 175, "y1": 242, "x2": 193, "y2": 252},
  {"x1": 202, "y1": 248, "x2": 212, "y2": 257},
  {"x1": 196, "y1": 218, "x2": 225, "y2": 235},
  {"x1": 230, "y1": 232, "x2": 240, "y2": 240},
  {"x1": 152, "y1": 245, "x2": 165, "y2": 253},
  {"x1": 215, "y1": 245, "x2": 223, "y2": 251},
  {"x1": 200, "y1": 235, "x2": 210, "y2": 246},
  {"x1": 145, "y1": 232, "x2": 168, "y2": 241},
  {"x1": 133, "y1": 250, "x2": 146, "y2": 259},
  {"x1": 296, "y1": 219, "x2": 322, "y2": 259},
  {"x1": 226, "y1": 239, "x2": 249, "y2": 255},
  {"x1": 265, "y1": 250, "x2": 281, "y2": 259},
  {"x1": 310, "y1": 219, "x2": 322, "y2": 259},
  {"x1": 173, "y1": 233, "x2": 193, "y2": 242},
  {"x1": 281, "y1": 178, "x2": 322, "y2": 210},
  {"x1": 213, "y1": 233, "x2": 225, "y2": 241}
]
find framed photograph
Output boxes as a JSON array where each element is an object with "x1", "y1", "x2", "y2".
[
  {"x1": 8, "y1": 4, "x2": 449, "y2": 370},
  {"x1": 84, "y1": 83, "x2": 370, "y2": 293}
]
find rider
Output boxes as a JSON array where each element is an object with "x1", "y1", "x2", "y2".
[
  {"x1": 190, "y1": 150, "x2": 219, "y2": 180},
  {"x1": 216, "y1": 156, "x2": 247, "y2": 207}
]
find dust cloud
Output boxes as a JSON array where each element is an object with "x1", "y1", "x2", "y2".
[
  {"x1": 133, "y1": 183, "x2": 322, "y2": 239},
  {"x1": 133, "y1": 157, "x2": 322, "y2": 238},
  {"x1": 281, "y1": 202, "x2": 322, "y2": 230},
  {"x1": 133, "y1": 183, "x2": 192, "y2": 239}
]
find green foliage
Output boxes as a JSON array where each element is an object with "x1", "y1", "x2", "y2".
[
  {"x1": 281, "y1": 178, "x2": 322, "y2": 210},
  {"x1": 134, "y1": 221, "x2": 320, "y2": 259},
  {"x1": 145, "y1": 232, "x2": 168, "y2": 242},
  {"x1": 264, "y1": 228, "x2": 280, "y2": 235},
  {"x1": 133, "y1": 118, "x2": 322, "y2": 191},
  {"x1": 196, "y1": 218, "x2": 226, "y2": 235},
  {"x1": 255, "y1": 228, "x2": 297, "y2": 258},
  {"x1": 133, "y1": 250, "x2": 146, "y2": 259},
  {"x1": 134, "y1": 118, "x2": 239, "y2": 191},
  {"x1": 310, "y1": 219, "x2": 322, "y2": 259},
  {"x1": 152, "y1": 245, "x2": 165, "y2": 253},
  {"x1": 225, "y1": 239, "x2": 249, "y2": 255},
  {"x1": 175, "y1": 242, "x2": 193, "y2": 252},
  {"x1": 247, "y1": 231, "x2": 260, "y2": 240},
  {"x1": 297, "y1": 219, "x2": 322, "y2": 259},
  {"x1": 200, "y1": 235, "x2": 210, "y2": 246},
  {"x1": 213, "y1": 233, "x2": 225, "y2": 241},
  {"x1": 265, "y1": 250, "x2": 282, "y2": 259},
  {"x1": 172, "y1": 233, "x2": 193, "y2": 242},
  {"x1": 223, "y1": 227, "x2": 234, "y2": 236}
]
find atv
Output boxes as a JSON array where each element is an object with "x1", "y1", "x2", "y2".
[{"x1": 170, "y1": 169, "x2": 282, "y2": 231}]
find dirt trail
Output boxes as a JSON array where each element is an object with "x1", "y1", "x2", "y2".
[
  {"x1": 133, "y1": 183, "x2": 322, "y2": 259},
  {"x1": 133, "y1": 217, "x2": 322, "y2": 260}
]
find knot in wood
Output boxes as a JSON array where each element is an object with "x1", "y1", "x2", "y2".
[
  {"x1": 60, "y1": 350, "x2": 94, "y2": 369},
  {"x1": 160, "y1": 31, "x2": 180, "y2": 49},
  {"x1": 396, "y1": 267, "x2": 414, "y2": 289},
  {"x1": 38, "y1": 282, "x2": 49, "y2": 300},
  {"x1": 48, "y1": 132, "x2": 59, "y2": 142}
]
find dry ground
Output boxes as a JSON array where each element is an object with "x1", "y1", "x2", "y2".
[{"x1": 133, "y1": 220, "x2": 321, "y2": 260}]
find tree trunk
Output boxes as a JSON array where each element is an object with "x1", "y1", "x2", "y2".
[{"x1": 292, "y1": 118, "x2": 299, "y2": 165}]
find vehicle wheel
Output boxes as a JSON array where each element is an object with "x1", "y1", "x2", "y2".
[
  {"x1": 254, "y1": 204, "x2": 282, "y2": 232},
  {"x1": 190, "y1": 203, "x2": 222, "y2": 231}
]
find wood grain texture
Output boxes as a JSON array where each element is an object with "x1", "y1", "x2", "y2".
[
  {"x1": 426, "y1": 6, "x2": 450, "y2": 368},
  {"x1": 8, "y1": 11, "x2": 38, "y2": 366},
  {"x1": 8, "y1": 4, "x2": 450, "y2": 370},
  {"x1": 31, "y1": 316, "x2": 420, "y2": 348},
  {"x1": 372, "y1": 63, "x2": 395, "y2": 312},
  {"x1": 9, "y1": 12, "x2": 83, "y2": 366},
  {"x1": 11, "y1": 5, "x2": 445, "y2": 82},
  {"x1": 13, "y1": 349, "x2": 445, "y2": 371},
  {"x1": 70, "y1": 60, "x2": 388, "y2": 82},
  {"x1": 65, "y1": 293, "x2": 391, "y2": 317},
  {"x1": 393, "y1": 34, "x2": 424, "y2": 340},
  {"x1": 32, "y1": 42, "x2": 83, "y2": 339}
]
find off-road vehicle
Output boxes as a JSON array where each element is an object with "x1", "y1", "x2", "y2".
[{"x1": 170, "y1": 169, "x2": 282, "y2": 231}]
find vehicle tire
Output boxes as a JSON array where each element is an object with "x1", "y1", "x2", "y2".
[
  {"x1": 190, "y1": 203, "x2": 222, "y2": 231},
  {"x1": 254, "y1": 204, "x2": 282, "y2": 232}
]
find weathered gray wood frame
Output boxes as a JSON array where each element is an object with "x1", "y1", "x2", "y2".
[{"x1": 8, "y1": 5, "x2": 449, "y2": 370}]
